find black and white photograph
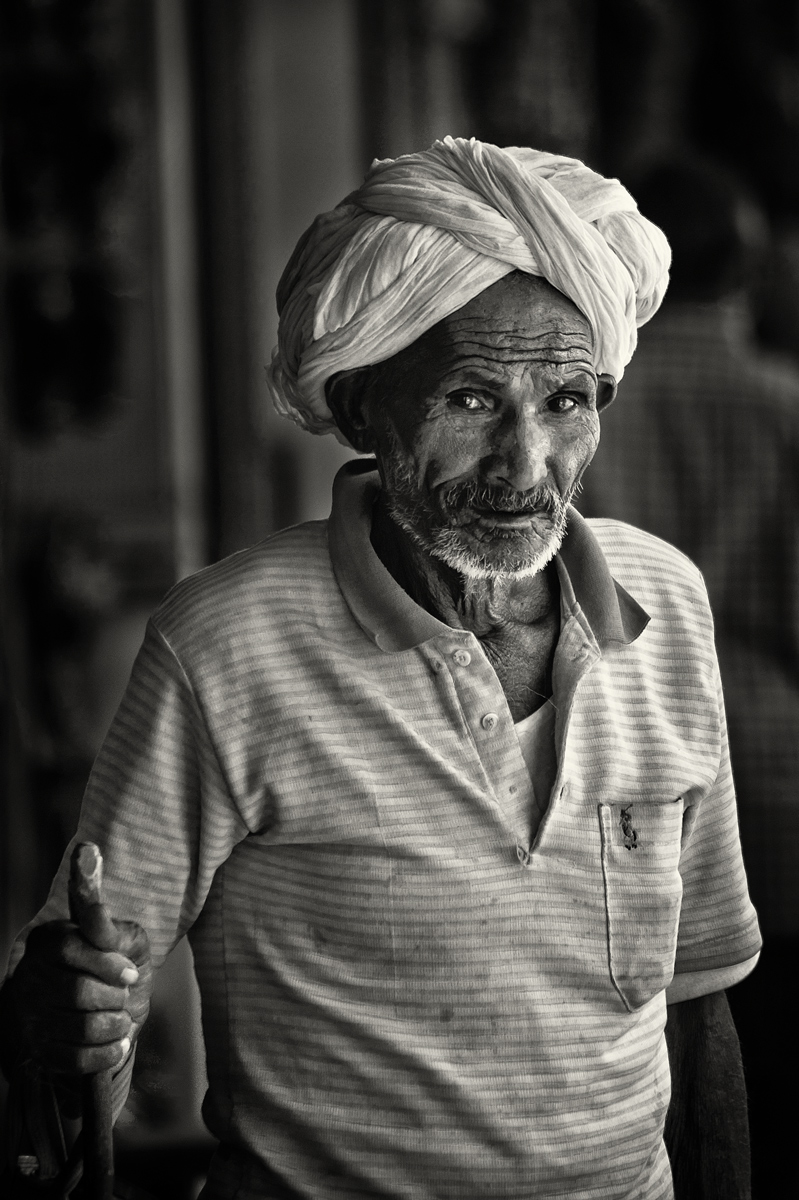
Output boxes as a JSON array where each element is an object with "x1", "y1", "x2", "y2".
[{"x1": 1, "y1": 3, "x2": 798, "y2": 1198}]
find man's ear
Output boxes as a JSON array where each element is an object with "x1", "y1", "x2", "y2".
[
  {"x1": 596, "y1": 374, "x2": 618, "y2": 411},
  {"x1": 325, "y1": 369, "x2": 377, "y2": 453}
]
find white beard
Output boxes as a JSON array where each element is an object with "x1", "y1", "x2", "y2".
[{"x1": 390, "y1": 504, "x2": 568, "y2": 580}]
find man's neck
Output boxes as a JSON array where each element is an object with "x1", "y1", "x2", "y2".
[{"x1": 370, "y1": 494, "x2": 560, "y2": 719}]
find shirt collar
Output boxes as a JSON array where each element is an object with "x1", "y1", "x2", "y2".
[
  {"x1": 327, "y1": 460, "x2": 649, "y2": 653},
  {"x1": 556, "y1": 507, "x2": 649, "y2": 647}
]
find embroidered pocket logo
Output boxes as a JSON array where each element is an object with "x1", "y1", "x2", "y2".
[{"x1": 620, "y1": 806, "x2": 639, "y2": 851}]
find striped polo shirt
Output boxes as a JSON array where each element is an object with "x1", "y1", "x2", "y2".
[{"x1": 16, "y1": 461, "x2": 761, "y2": 1200}]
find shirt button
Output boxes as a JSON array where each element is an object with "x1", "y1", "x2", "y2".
[
  {"x1": 452, "y1": 649, "x2": 471, "y2": 667},
  {"x1": 481, "y1": 712, "x2": 499, "y2": 731},
  {"x1": 516, "y1": 844, "x2": 532, "y2": 867}
]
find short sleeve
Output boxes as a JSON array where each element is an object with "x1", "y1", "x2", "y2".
[
  {"x1": 6, "y1": 618, "x2": 252, "y2": 977},
  {"x1": 668, "y1": 655, "x2": 762, "y2": 1002}
]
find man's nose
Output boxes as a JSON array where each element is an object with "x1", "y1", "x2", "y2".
[{"x1": 486, "y1": 408, "x2": 550, "y2": 492}]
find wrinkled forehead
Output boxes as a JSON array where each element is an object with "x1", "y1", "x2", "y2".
[
  {"x1": 435, "y1": 272, "x2": 595, "y2": 366},
  {"x1": 364, "y1": 272, "x2": 597, "y2": 396}
]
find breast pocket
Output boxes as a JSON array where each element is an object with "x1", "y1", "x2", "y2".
[{"x1": 598, "y1": 798, "x2": 685, "y2": 1011}]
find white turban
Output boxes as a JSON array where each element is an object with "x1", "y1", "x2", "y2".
[{"x1": 267, "y1": 136, "x2": 671, "y2": 438}]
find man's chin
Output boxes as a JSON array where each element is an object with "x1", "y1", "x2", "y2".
[{"x1": 428, "y1": 525, "x2": 565, "y2": 580}]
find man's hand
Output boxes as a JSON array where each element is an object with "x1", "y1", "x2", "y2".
[{"x1": 2, "y1": 908, "x2": 152, "y2": 1078}]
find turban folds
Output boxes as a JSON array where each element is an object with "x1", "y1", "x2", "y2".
[{"x1": 267, "y1": 137, "x2": 671, "y2": 438}]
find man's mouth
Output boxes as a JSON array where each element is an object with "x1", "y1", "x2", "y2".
[
  {"x1": 468, "y1": 507, "x2": 544, "y2": 529},
  {"x1": 441, "y1": 488, "x2": 563, "y2": 538}
]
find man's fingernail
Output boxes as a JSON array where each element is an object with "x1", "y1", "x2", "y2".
[
  {"x1": 120, "y1": 967, "x2": 139, "y2": 985},
  {"x1": 119, "y1": 1036, "x2": 132, "y2": 1060}
]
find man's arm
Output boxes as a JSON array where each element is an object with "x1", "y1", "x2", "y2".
[{"x1": 665, "y1": 989, "x2": 750, "y2": 1200}]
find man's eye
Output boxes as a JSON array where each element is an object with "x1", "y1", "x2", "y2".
[
  {"x1": 547, "y1": 394, "x2": 579, "y2": 414},
  {"x1": 448, "y1": 391, "x2": 491, "y2": 412}
]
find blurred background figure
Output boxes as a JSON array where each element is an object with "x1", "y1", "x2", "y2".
[{"x1": 2, "y1": 1, "x2": 799, "y2": 1197}]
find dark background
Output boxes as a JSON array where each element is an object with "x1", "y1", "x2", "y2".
[{"x1": 2, "y1": 1, "x2": 798, "y2": 1196}]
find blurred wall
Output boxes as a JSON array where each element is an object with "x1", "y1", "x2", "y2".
[
  {"x1": 188, "y1": 0, "x2": 363, "y2": 559},
  {"x1": 1, "y1": 0, "x2": 172, "y2": 956}
]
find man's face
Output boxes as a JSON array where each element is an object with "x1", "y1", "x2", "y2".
[{"x1": 340, "y1": 273, "x2": 607, "y2": 579}]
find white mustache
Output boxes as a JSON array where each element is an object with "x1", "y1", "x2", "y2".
[{"x1": 440, "y1": 481, "x2": 565, "y2": 516}]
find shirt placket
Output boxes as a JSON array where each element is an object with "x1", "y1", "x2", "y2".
[
  {"x1": 428, "y1": 609, "x2": 604, "y2": 862},
  {"x1": 422, "y1": 633, "x2": 558, "y2": 853},
  {"x1": 520, "y1": 610, "x2": 601, "y2": 857}
]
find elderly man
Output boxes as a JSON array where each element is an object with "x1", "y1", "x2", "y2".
[{"x1": 1, "y1": 139, "x2": 761, "y2": 1200}]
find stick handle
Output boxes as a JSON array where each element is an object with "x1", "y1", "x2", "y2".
[{"x1": 68, "y1": 843, "x2": 115, "y2": 1200}]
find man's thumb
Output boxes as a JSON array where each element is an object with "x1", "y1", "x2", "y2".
[{"x1": 68, "y1": 842, "x2": 120, "y2": 953}]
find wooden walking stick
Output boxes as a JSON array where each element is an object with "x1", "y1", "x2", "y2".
[{"x1": 68, "y1": 843, "x2": 115, "y2": 1200}]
